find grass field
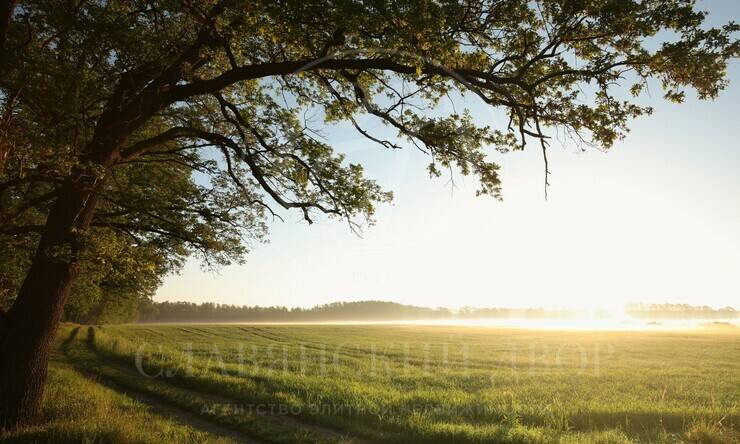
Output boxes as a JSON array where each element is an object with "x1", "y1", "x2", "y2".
[{"x1": 3, "y1": 324, "x2": 738, "y2": 443}]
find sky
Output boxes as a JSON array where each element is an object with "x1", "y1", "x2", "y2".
[{"x1": 156, "y1": 1, "x2": 740, "y2": 311}]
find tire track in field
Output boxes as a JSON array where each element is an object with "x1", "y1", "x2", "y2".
[
  {"x1": 179, "y1": 326, "x2": 521, "y2": 384},
  {"x1": 58, "y1": 327, "x2": 262, "y2": 444},
  {"x1": 82, "y1": 327, "x2": 371, "y2": 444},
  {"x1": 187, "y1": 325, "x2": 472, "y2": 371},
  {"x1": 94, "y1": 357, "x2": 370, "y2": 444},
  {"x1": 78, "y1": 366, "x2": 261, "y2": 444}
]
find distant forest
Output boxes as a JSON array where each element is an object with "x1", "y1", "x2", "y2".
[
  {"x1": 136, "y1": 300, "x2": 739, "y2": 323},
  {"x1": 625, "y1": 303, "x2": 739, "y2": 320}
]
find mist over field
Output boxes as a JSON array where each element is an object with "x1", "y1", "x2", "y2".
[{"x1": 136, "y1": 300, "x2": 740, "y2": 330}]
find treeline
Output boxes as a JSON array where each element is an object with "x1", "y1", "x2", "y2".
[
  {"x1": 626, "y1": 303, "x2": 738, "y2": 320},
  {"x1": 137, "y1": 300, "x2": 739, "y2": 323},
  {"x1": 140, "y1": 300, "x2": 449, "y2": 323},
  {"x1": 456, "y1": 307, "x2": 610, "y2": 319},
  {"x1": 139, "y1": 301, "x2": 594, "y2": 323}
]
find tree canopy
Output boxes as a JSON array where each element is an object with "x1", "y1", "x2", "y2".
[
  {"x1": 1, "y1": 0, "x2": 738, "y2": 321},
  {"x1": 3, "y1": 0, "x2": 738, "y2": 235}
]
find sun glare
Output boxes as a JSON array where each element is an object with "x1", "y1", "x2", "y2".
[{"x1": 239, "y1": 315, "x2": 740, "y2": 332}]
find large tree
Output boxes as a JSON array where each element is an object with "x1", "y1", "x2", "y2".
[{"x1": 0, "y1": 0, "x2": 737, "y2": 427}]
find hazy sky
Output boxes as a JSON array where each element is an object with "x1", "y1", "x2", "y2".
[{"x1": 157, "y1": 1, "x2": 740, "y2": 310}]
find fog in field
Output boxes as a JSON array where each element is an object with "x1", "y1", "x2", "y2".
[
  {"x1": 142, "y1": 299, "x2": 740, "y2": 331},
  {"x1": 279, "y1": 317, "x2": 740, "y2": 331},
  {"x1": 224, "y1": 316, "x2": 740, "y2": 332}
]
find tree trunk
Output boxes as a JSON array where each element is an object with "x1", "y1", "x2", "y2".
[{"x1": 0, "y1": 167, "x2": 106, "y2": 428}]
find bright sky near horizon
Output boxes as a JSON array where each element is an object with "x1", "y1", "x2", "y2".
[{"x1": 157, "y1": 1, "x2": 740, "y2": 311}]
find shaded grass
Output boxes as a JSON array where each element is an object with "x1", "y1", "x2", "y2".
[
  {"x1": 0, "y1": 362, "x2": 230, "y2": 443},
  {"x1": 58, "y1": 325, "x2": 357, "y2": 444}
]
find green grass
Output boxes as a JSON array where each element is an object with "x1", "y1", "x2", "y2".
[
  {"x1": 4, "y1": 324, "x2": 739, "y2": 443},
  {"x1": 0, "y1": 359, "x2": 230, "y2": 443}
]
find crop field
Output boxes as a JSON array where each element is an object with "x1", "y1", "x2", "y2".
[{"x1": 4, "y1": 324, "x2": 739, "y2": 443}]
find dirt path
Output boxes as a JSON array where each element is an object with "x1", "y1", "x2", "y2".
[
  {"x1": 97, "y1": 361, "x2": 370, "y2": 444},
  {"x1": 95, "y1": 356, "x2": 369, "y2": 443},
  {"x1": 66, "y1": 327, "x2": 371, "y2": 443},
  {"x1": 54, "y1": 327, "x2": 261, "y2": 443},
  {"x1": 82, "y1": 370, "x2": 262, "y2": 444}
]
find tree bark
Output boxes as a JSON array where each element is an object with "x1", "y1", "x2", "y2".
[
  {"x1": 0, "y1": 0, "x2": 19, "y2": 70},
  {"x1": 0, "y1": 164, "x2": 107, "y2": 427}
]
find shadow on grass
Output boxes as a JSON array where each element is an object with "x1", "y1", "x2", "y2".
[{"x1": 59, "y1": 326, "x2": 80, "y2": 352}]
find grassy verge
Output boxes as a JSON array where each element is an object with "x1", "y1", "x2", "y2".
[{"x1": 0, "y1": 360, "x2": 230, "y2": 443}]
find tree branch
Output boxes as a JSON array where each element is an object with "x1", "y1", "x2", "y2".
[{"x1": 119, "y1": 127, "x2": 201, "y2": 161}]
